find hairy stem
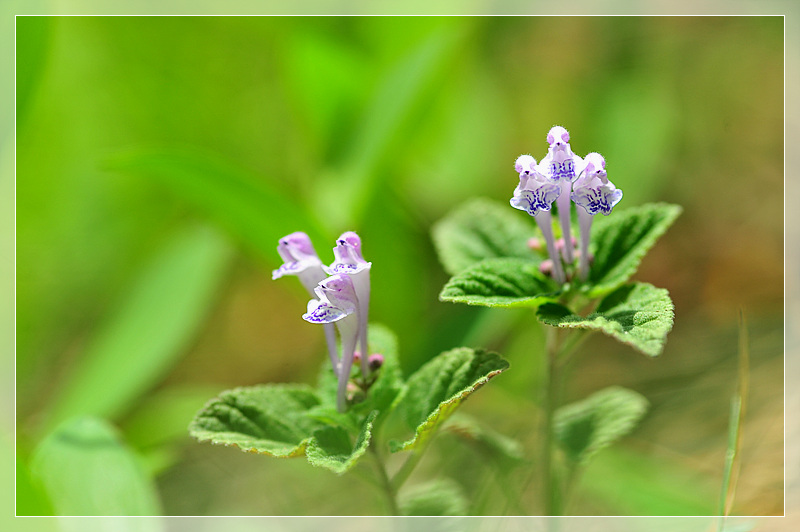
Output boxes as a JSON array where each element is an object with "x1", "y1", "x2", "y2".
[
  {"x1": 370, "y1": 445, "x2": 400, "y2": 515},
  {"x1": 543, "y1": 326, "x2": 562, "y2": 516}
]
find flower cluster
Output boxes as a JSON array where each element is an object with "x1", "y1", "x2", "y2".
[
  {"x1": 511, "y1": 126, "x2": 623, "y2": 282},
  {"x1": 273, "y1": 231, "x2": 376, "y2": 412}
]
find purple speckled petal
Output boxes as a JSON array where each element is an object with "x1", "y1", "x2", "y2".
[{"x1": 302, "y1": 299, "x2": 350, "y2": 324}]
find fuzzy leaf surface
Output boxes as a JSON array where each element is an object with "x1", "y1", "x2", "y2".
[
  {"x1": 432, "y1": 198, "x2": 539, "y2": 275},
  {"x1": 587, "y1": 203, "x2": 681, "y2": 297},
  {"x1": 189, "y1": 384, "x2": 323, "y2": 458},
  {"x1": 555, "y1": 386, "x2": 649, "y2": 465},
  {"x1": 391, "y1": 348, "x2": 509, "y2": 452},
  {"x1": 439, "y1": 257, "x2": 559, "y2": 308},
  {"x1": 537, "y1": 282, "x2": 675, "y2": 357},
  {"x1": 305, "y1": 411, "x2": 378, "y2": 474}
]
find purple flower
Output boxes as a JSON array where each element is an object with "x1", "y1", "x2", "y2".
[
  {"x1": 571, "y1": 152, "x2": 622, "y2": 216},
  {"x1": 324, "y1": 232, "x2": 372, "y2": 379},
  {"x1": 272, "y1": 232, "x2": 326, "y2": 294},
  {"x1": 303, "y1": 274, "x2": 361, "y2": 412},
  {"x1": 510, "y1": 129, "x2": 622, "y2": 284},
  {"x1": 273, "y1": 232, "x2": 339, "y2": 378},
  {"x1": 571, "y1": 153, "x2": 623, "y2": 280},
  {"x1": 537, "y1": 126, "x2": 584, "y2": 265},
  {"x1": 510, "y1": 154, "x2": 566, "y2": 284}
]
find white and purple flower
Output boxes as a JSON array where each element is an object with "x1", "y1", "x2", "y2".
[
  {"x1": 303, "y1": 274, "x2": 362, "y2": 412},
  {"x1": 571, "y1": 152, "x2": 622, "y2": 280},
  {"x1": 511, "y1": 128, "x2": 622, "y2": 283},
  {"x1": 324, "y1": 232, "x2": 372, "y2": 379},
  {"x1": 273, "y1": 232, "x2": 340, "y2": 374}
]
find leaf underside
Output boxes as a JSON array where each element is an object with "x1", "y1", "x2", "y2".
[{"x1": 554, "y1": 386, "x2": 649, "y2": 464}]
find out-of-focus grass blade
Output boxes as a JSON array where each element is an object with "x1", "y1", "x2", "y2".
[
  {"x1": 30, "y1": 417, "x2": 162, "y2": 518},
  {"x1": 717, "y1": 311, "x2": 750, "y2": 531},
  {"x1": 15, "y1": 16, "x2": 52, "y2": 128},
  {"x1": 15, "y1": 453, "x2": 54, "y2": 516},
  {"x1": 315, "y1": 22, "x2": 467, "y2": 228},
  {"x1": 41, "y1": 225, "x2": 232, "y2": 432},
  {"x1": 106, "y1": 148, "x2": 329, "y2": 260}
]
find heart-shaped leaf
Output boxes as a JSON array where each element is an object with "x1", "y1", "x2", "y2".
[
  {"x1": 554, "y1": 386, "x2": 649, "y2": 464},
  {"x1": 432, "y1": 198, "x2": 540, "y2": 276},
  {"x1": 439, "y1": 258, "x2": 560, "y2": 309},
  {"x1": 536, "y1": 282, "x2": 675, "y2": 357},
  {"x1": 391, "y1": 348, "x2": 509, "y2": 452}
]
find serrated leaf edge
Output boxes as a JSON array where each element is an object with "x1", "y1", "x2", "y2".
[
  {"x1": 588, "y1": 203, "x2": 682, "y2": 297},
  {"x1": 188, "y1": 383, "x2": 319, "y2": 459},
  {"x1": 390, "y1": 363, "x2": 508, "y2": 453}
]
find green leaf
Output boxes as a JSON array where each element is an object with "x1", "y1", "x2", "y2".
[
  {"x1": 30, "y1": 417, "x2": 161, "y2": 516},
  {"x1": 432, "y1": 198, "x2": 540, "y2": 276},
  {"x1": 42, "y1": 225, "x2": 232, "y2": 432},
  {"x1": 537, "y1": 282, "x2": 675, "y2": 357},
  {"x1": 554, "y1": 386, "x2": 649, "y2": 465},
  {"x1": 399, "y1": 479, "x2": 468, "y2": 516},
  {"x1": 440, "y1": 257, "x2": 560, "y2": 309},
  {"x1": 189, "y1": 384, "x2": 322, "y2": 458},
  {"x1": 189, "y1": 384, "x2": 380, "y2": 474},
  {"x1": 105, "y1": 148, "x2": 328, "y2": 261},
  {"x1": 306, "y1": 411, "x2": 378, "y2": 474},
  {"x1": 391, "y1": 348, "x2": 509, "y2": 452},
  {"x1": 587, "y1": 202, "x2": 682, "y2": 297},
  {"x1": 443, "y1": 413, "x2": 523, "y2": 462},
  {"x1": 315, "y1": 323, "x2": 404, "y2": 423}
]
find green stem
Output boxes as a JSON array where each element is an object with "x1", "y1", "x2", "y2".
[
  {"x1": 391, "y1": 445, "x2": 424, "y2": 492},
  {"x1": 543, "y1": 326, "x2": 562, "y2": 516},
  {"x1": 370, "y1": 445, "x2": 400, "y2": 515}
]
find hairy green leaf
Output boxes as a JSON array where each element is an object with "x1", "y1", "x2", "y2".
[
  {"x1": 440, "y1": 257, "x2": 559, "y2": 308},
  {"x1": 588, "y1": 203, "x2": 682, "y2": 297},
  {"x1": 537, "y1": 282, "x2": 675, "y2": 357},
  {"x1": 399, "y1": 479, "x2": 468, "y2": 516},
  {"x1": 391, "y1": 348, "x2": 509, "y2": 452},
  {"x1": 43, "y1": 225, "x2": 232, "y2": 432},
  {"x1": 189, "y1": 384, "x2": 323, "y2": 458},
  {"x1": 432, "y1": 198, "x2": 539, "y2": 276},
  {"x1": 306, "y1": 411, "x2": 378, "y2": 474},
  {"x1": 30, "y1": 417, "x2": 161, "y2": 516},
  {"x1": 554, "y1": 386, "x2": 649, "y2": 465}
]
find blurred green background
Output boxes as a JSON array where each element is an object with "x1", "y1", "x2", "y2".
[{"x1": 15, "y1": 16, "x2": 783, "y2": 516}]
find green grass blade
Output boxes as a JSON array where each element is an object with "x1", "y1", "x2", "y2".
[
  {"x1": 41, "y1": 225, "x2": 232, "y2": 432},
  {"x1": 106, "y1": 148, "x2": 329, "y2": 260},
  {"x1": 717, "y1": 311, "x2": 750, "y2": 530}
]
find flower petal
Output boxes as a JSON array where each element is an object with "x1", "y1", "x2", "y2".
[{"x1": 303, "y1": 299, "x2": 350, "y2": 324}]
